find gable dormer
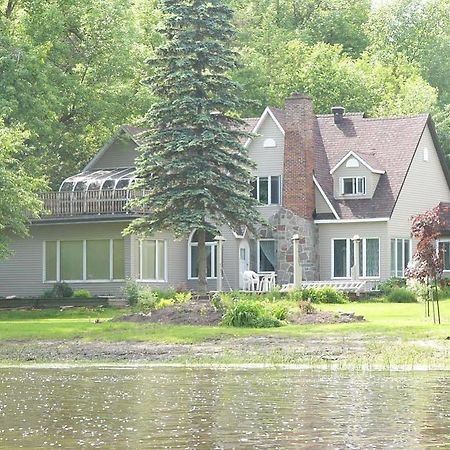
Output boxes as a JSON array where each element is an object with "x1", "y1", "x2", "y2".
[{"x1": 330, "y1": 151, "x2": 385, "y2": 200}]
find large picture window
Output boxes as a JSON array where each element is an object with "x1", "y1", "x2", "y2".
[
  {"x1": 45, "y1": 241, "x2": 58, "y2": 282},
  {"x1": 140, "y1": 239, "x2": 166, "y2": 281},
  {"x1": 251, "y1": 176, "x2": 281, "y2": 205},
  {"x1": 258, "y1": 239, "x2": 276, "y2": 272},
  {"x1": 87, "y1": 240, "x2": 110, "y2": 280},
  {"x1": 390, "y1": 238, "x2": 412, "y2": 277},
  {"x1": 332, "y1": 238, "x2": 379, "y2": 278},
  {"x1": 44, "y1": 239, "x2": 125, "y2": 282},
  {"x1": 189, "y1": 231, "x2": 217, "y2": 279},
  {"x1": 60, "y1": 241, "x2": 83, "y2": 281}
]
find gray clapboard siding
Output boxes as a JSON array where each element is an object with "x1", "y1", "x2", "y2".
[
  {"x1": 89, "y1": 138, "x2": 138, "y2": 170},
  {"x1": 315, "y1": 186, "x2": 334, "y2": 215},
  {"x1": 0, "y1": 222, "x2": 130, "y2": 297},
  {"x1": 318, "y1": 221, "x2": 390, "y2": 281},
  {"x1": 248, "y1": 113, "x2": 285, "y2": 220},
  {"x1": 389, "y1": 125, "x2": 450, "y2": 238}
]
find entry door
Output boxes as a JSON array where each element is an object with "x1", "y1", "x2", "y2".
[{"x1": 239, "y1": 240, "x2": 250, "y2": 289}]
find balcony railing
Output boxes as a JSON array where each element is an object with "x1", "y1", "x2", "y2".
[{"x1": 38, "y1": 189, "x2": 149, "y2": 218}]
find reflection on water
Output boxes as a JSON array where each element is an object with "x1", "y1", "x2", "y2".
[{"x1": 0, "y1": 367, "x2": 449, "y2": 449}]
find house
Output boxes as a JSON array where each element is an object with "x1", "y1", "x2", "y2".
[{"x1": 0, "y1": 92, "x2": 449, "y2": 297}]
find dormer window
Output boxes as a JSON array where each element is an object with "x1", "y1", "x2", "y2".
[{"x1": 341, "y1": 176, "x2": 366, "y2": 195}]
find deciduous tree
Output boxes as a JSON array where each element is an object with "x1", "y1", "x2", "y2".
[
  {"x1": 406, "y1": 205, "x2": 447, "y2": 323},
  {"x1": 0, "y1": 120, "x2": 47, "y2": 258}
]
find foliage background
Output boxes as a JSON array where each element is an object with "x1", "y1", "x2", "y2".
[{"x1": 1, "y1": 0, "x2": 450, "y2": 186}]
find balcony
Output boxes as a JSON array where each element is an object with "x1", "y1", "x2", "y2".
[{"x1": 38, "y1": 189, "x2": 149, "y2": 219}]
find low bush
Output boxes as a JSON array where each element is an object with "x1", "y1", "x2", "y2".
[
  {"x1": 41, "y1": 282, "x2": 74, "y2": 299},
  {"x1": 72, "y1": 289, "x2": 92, "y2": 298},
  {"x1": 221, "y1": 300, "x2": 283, "y2": 328},
  {"x1": 155, "y1": 298, "x2": 175, "y2": 310},
  {"x1": 301, "y1": 287, "x2": 348, "y2": 304},
  {"x1": 151, "y1": 288, "x2": 176, "y2": 300},
  {"x1": 124, "y1": 279, "x2": 140, "y2": 306},
  {"x1": 174, "y1": 291, "x2": 192, "y2": 303},
  {"x1": 386, "y1": 287, "x2": 417, "y2": 303},
  {"x1": 136, "y1": 289, "x2": 159, "y2": 312},
  {"x1": 299, "y1": 300, "x2": 316, "y2": 314},
  {"x1": 378, "y1": 277, "x2": 407, "y2": 295},
  {"x1": 269, "y1": 303, "x2": 289, "y2": 321}
]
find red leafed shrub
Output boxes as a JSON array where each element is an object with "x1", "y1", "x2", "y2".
[{"x1": 405, "y1": 205, "x2": 447, "y2": 282}]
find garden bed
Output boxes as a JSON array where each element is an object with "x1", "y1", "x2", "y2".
[{"x1": 114, "y1": 300, "x2": 365, "y2": 326}]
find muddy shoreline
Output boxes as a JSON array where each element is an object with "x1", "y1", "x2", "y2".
[{"x1": 1, "y1": 336, "x2": 448, "y2": 369}]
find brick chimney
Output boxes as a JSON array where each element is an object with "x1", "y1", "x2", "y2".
[{"x1": 282, "y1": 92, "x2": 315, "y2": 220}]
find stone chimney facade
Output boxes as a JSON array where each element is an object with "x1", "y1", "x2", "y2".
[{"x1": 283, "y1": 92, "x2": 315, "y2": 220}]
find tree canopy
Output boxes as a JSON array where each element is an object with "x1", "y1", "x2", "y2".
[
  {"x1": 0, "y1": 120, "x2": 47, "y2": 258},
  {"x1": 2, "y1": 0, "x2": 450, "y2": 183}
]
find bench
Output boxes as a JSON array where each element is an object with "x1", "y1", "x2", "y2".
[{"x1": 280, "y1": 280, "x2": 368, "y2": 295}]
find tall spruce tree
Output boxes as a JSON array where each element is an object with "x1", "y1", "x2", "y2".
[{"x1": 126, "y1": 0, "x2": 263, "y2": 293}]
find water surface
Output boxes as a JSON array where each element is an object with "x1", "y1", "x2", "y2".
[{"x1": 0, "y1": 366, "x2": 449, "y2": 449}]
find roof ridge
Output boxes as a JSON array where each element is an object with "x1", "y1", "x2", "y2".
[
  {"x1": 359, "y1": 114, "x2": 429, "y2": 122},
  {"x1": 316, "y1": 112, "x2": 364, "y2": 117}
]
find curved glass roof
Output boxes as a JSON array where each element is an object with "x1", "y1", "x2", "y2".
[{"x1": 59, "y1": 168, "x2": 136, "y2": 192}]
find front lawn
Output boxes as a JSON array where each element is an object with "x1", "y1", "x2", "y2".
[{"x1": 0, "y1": 299, "x2": 448, "y2": 343}]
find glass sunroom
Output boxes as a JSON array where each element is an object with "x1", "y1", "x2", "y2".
[{"x1": 39, "y1": 168, "x2": 148, "y2": 218}]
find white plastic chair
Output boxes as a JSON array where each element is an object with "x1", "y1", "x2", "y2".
[
  {"x1": 242, "y1": 270, "x2": 260, "y2": 291},
  {"x1": 259, "y1": 272, "x2": 276, "y2": 292}
]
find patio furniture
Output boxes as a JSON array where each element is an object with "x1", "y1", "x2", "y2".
[
  {"x1": 242, "y1": 270, "x2": 260, "y2": 291},
  {"x1": 258, "y1": 272, "x2": 277, "y2": 292}
]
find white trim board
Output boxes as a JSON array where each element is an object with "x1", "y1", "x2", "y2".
[
  {"x1": 313, "y1": 175, "x2": 340, "y2": 219},
  {"x1": 330, "y1": 151, "x2": 385, "y2": 175},
  {"x1": 244, "y1": 107, "x2": 285, "y2": 148},
  {"x1": 315, "y1": 218, "x2": 390, "y2": 224}
]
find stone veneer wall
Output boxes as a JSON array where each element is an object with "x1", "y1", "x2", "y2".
[{"x1": 256, "y1": 207, "x2": 319, "y2": 285}]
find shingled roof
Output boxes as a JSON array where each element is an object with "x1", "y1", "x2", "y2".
[
  {"x1": 122, "y1": 108, "x2": 448, "y2": 221},
  {"x1": 245, "y1": 109, "x2": 449, "y2": 220},
  {"x1": 315, "y1": 114, "x2": 436, "y2": 220}
]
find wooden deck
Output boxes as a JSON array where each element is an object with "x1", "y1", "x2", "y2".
[{"x1": 39, "y1": 190, "x2": 149, "y2": 218}]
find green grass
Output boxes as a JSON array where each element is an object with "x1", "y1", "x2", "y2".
[{"x1": 0, "y1": 300, "x2": 448, "y2": 344}]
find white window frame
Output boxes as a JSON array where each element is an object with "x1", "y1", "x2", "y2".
[
  {"x1": 331, "y1": 237, "x2": 380, "y2": 279},
  {"x1": 360, "y1": 238, "x2": 381, "y2": 279},
  {"x1": 253, "y1": 176, "x2": 281, "y2": 206},
  {"x1": 139, "y1": 239, "x2": 168, "y2": 282},
  {"x1": 257, "y1": 239, "x2": 276, "y2": 273},
  {"x1": 188, "y1": 233, "x2": 217, "y2": 280},
  {"x1": 43, "y1": 239, "x2": 125, "y2": 283},
  {"x1": 391, "y1": 238, "x2": 413, "y2": 278},
  {"x1": 331, "y1": 238, "x2": 353, "y2": 279},
  {"x1": 437, "y1": 239, "x2": 450, "y2": 272},
  {"x1": 340, "y1": 176, "x2": 366, "y2": 196}
]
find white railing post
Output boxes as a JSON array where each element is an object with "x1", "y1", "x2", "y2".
[
  {"x1": 215, "y1": 235, "x2": 226, "y2": 292},
  {"x1": 292, "y1": 234, "x2": 302, "y2": 287},
  {"x1": 351, "y1": 235, "x2": 361, "y2": 280}
]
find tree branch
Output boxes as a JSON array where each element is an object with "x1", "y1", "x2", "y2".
[{"x1": 4, "y1": 0, "x2": 18, "y2": 18}]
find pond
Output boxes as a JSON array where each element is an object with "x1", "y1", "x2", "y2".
[{"x1": 0, "y1": 366, "x2": 449, "y2": 449}]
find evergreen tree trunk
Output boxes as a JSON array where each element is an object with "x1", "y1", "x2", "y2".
[{"x1": 197, "y1": 228, "x2": 208, "y2": 294}]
